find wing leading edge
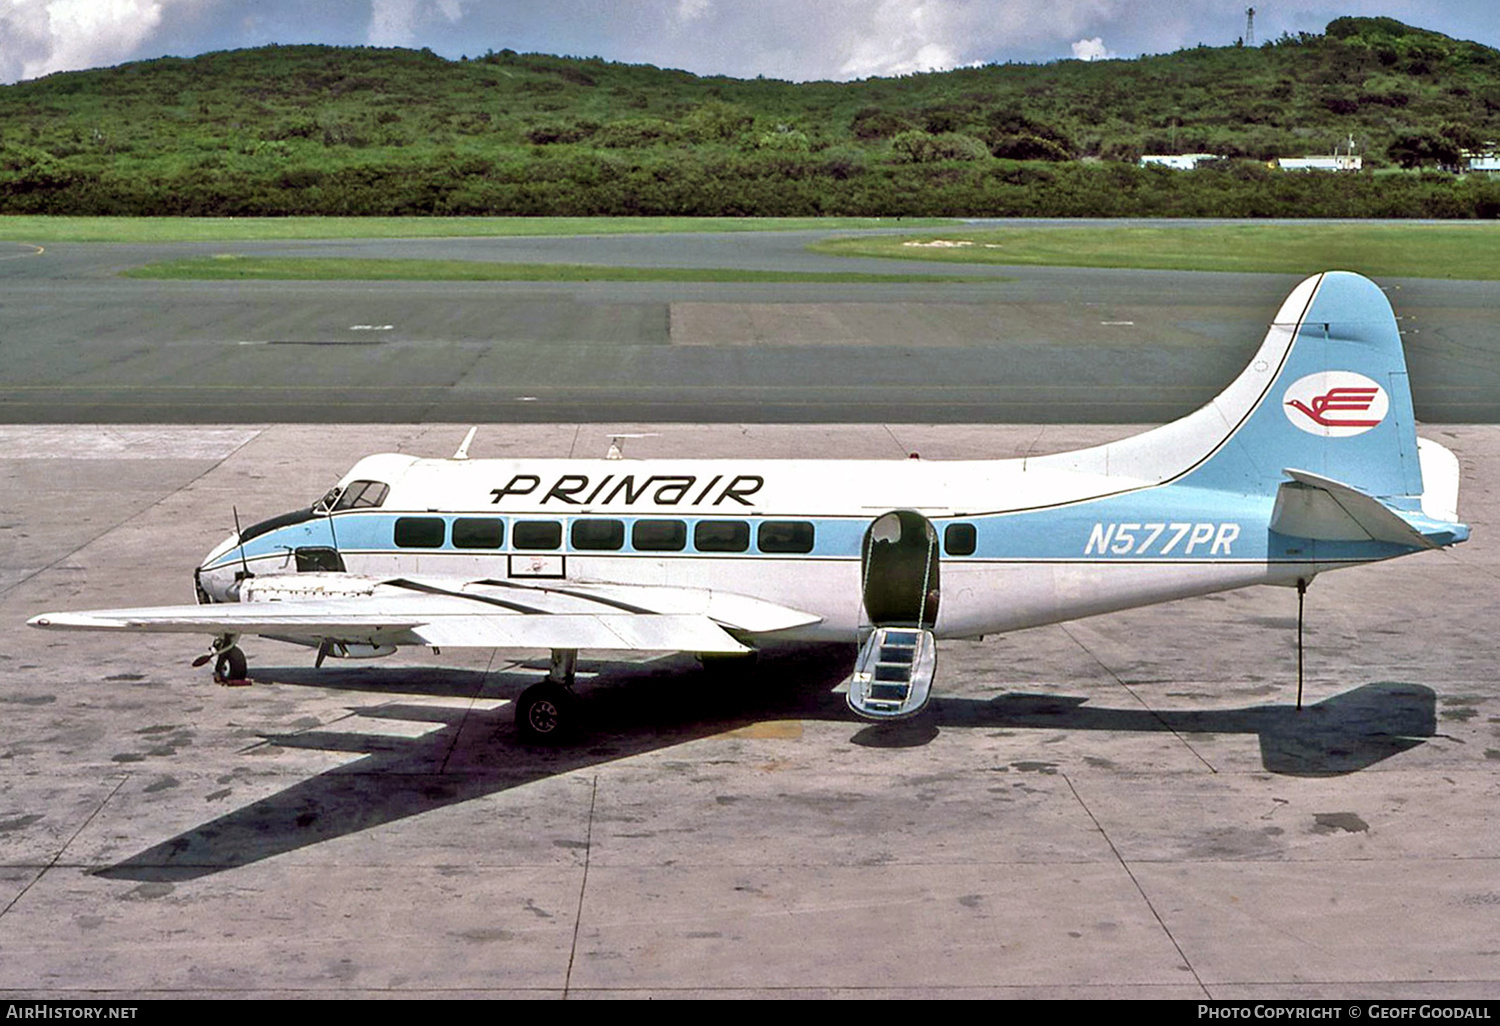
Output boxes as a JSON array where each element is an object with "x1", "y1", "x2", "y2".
[{"x1": 28, "y1": 577, "x2": 825, "y2": 655}]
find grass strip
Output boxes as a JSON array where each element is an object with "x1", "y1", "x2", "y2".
[
  {"x1": 0, "y1": 215, "x2": 956, "y2": 244},
  {"x1": 121, "y1": 254, "x2": 986, "y2": 283},
  {"x1": 809, "y1": 222, "x2": 1500, "y2": 280}
]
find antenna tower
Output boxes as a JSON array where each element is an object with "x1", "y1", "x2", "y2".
[{"x1": 1245, "y1": 7, "x2": 1256, "y2": 47}]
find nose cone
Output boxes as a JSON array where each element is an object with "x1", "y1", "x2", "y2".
[
  {"x1": 203, "y1": 531, "x2": 240, "y2": 567},
  {"x1": 196, "y1": 532, "x2": 245, "y2": 603}
]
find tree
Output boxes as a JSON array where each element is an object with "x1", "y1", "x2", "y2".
[{"x1": 1388, "y1": 131, "x2": 1460, "y2": 169}]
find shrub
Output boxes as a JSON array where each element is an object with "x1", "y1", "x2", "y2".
[
  {"x1": 525, "y1": 121, "x2": 596, "y2": 145},
  {"x1": 891, "y1": 130, "x2": 990, "y2": 163},
  {"x1": 851, "y1": 107, "x2": 915, "y2": 141},
  {"x1": 594, "y1": 117, "x2": 679, "y2": 148},
  {"x1": 989, "y1": 134, "x2": 1072, "y2": 161}
]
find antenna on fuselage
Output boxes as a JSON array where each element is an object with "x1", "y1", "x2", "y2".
[
  {"x1": 605, "y1": 433, "x2": 658, "y2": 459},
  {"x1": 231, "y1": 507, "x2": 253, "y2": 581},
  {"x1": 452, "y1": 426, "x2": 478, "y2": 460}
]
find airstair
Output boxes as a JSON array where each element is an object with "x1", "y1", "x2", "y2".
[{"x1": 846, "y1": 625, "x2": 937, "y2": 719}]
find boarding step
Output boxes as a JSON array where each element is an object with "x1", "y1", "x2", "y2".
[{"x1": 846, "y1": 626, "x2": 937, "y2": 720}]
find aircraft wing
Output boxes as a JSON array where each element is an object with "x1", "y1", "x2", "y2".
[{"x1": 27, "y1": 577, "x2": 825, "y2": 655}]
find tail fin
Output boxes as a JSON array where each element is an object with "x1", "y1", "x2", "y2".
[
  {"x1": 1180, "y1": 270, "x2": 1422, "y2": 499},
  {"x1": 1043, "y1": 272, "x2": 1426, "y2": 501},
  {"x1": 1034, "y1": 271, "x2": 1465, "y2": 546}
]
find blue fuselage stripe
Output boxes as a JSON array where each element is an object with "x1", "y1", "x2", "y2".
[{"x1": 208, "y1": 485, "x2": 1413, "y2": 572}]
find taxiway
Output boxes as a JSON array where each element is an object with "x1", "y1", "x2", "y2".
[{"x1": 2, "y1": 227, "x2": 1498, "y2": 422}]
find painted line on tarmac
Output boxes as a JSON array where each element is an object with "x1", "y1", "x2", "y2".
[{"x1": 0, "y1": 243, "x2": 44, "y2": 260}]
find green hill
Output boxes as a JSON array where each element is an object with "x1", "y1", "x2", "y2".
[{"x1": 3, "y1": 16, "x2": 1499, "y2": 218}]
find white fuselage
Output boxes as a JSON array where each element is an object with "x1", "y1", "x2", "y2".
[{"x1": 197, "y1": 450, "x2": 1358, "y2": 645}]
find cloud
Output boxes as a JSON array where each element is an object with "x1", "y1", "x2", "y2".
[
  {"x1": 836, "y1": 1, "x2": 972, "y2": 78},
  {"x1": 368, "y1": 0, "x2": 465, "y2": 48},
  {"x1": 810, "y1": 0, "x2": 1127, "y2": 79},
  {"x1": 1070, "y1": 36, "x2": 1113, "y2": 61},
  {"x1": 815, "y1": 0, "x2": 991, "y2": 78},
  {"x1": 0, "y1": 0, "x2": 179, "y2": 82}
]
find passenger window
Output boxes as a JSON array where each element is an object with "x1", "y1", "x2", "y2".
[
  {"x1": 572, "y1": 519, "x2": 625, "y2": 551},
  {"x1": 944, "y1": 523, "x2": 977, "y2": 556},
  {"x1": 694, "y1": 520, "x2": 750, "y2": 552},
  {"x1": 757, "y1": 520, "x2": 815, "y2": 554},
  {"x1": 334, "y1": 480, "x2": 389, "y2": 510},
  {"x1": 632, "y1": 520, "x2": 687, "y2": 551},
  {"x1": 452, "y1": 517, "x2": 504, "y2": 549},
  {"x1": 394, "y1": 516, "x2": 445, "y2": 548},
  {"x1": 513, "y1": 521, "x2": 562, "y2": 550}
]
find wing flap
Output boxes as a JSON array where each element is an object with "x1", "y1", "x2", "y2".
[
  {"x1": 471, "y1": 580, "x2": 822, "y2": 634},
  {"x1": 405, "y1": 613, "x2": 749, "y2": 653}
]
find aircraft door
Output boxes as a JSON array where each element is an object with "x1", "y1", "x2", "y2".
[{"x1": 861, "y1": 510, "x2": 939, "y2": 628}]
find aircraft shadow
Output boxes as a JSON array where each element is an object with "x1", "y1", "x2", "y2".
[
  {"x1": 929, "y1": 681, "x2": 1437, "y2": 777},
  {"x1": 96, "y1": 654, "x2": 1435, "y2": 882},
  {"x1": 96, "y1": 645, "x2": 857, "y2": 883}
]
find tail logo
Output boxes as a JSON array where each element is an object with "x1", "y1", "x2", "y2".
[{"x1": 1283, "y1": 372, "x2": 1389, "y2": 437}]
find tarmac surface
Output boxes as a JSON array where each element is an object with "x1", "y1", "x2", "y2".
[
  {"x1": 2, "y1": 225, "x2": 1497, "y2": 997},
  {"x1": 2, "y1": 421, "x2": 1498, "y2": 999},
  {"x1": 2, "y1": 227, "x2": 1499, "y2": 423}
]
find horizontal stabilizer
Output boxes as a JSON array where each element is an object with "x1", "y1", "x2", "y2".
[{"x1": 1271, "y1": 468, "x2": 1469, "y2": 549}]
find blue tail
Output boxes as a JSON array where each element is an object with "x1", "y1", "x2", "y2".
[
  {"x1": 1181, "y1": 271, "x2": 1422, "y2": 501},
  {"x1": 1039, "y1": 271, "x2": 1465, "y2": 549}
]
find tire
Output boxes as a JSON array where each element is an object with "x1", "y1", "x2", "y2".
[
  {"x1": 515, "y1": 682, "x2": 576, "y2": 744},
  {"x1": 214, "y1": 646, "x2": 248, "y2": 682}
]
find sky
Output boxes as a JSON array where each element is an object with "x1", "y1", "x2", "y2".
[{"x1": 2, "y1": 0, "x2": 1499, "y2": 86}]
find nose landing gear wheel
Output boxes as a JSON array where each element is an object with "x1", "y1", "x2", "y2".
[
  {"x1": 213, "y1": 646, "x2": 248, "y2": 685},
  {"x1": 515, "y1": 681, "x2": 577, "y2": 744}
]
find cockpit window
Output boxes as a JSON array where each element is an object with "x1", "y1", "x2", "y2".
[
  {"x1": 313, "y1": 487, "x2": 342, "y2": 514},
  {"x1": 333, "y1": 481, "x2": 390, "y2": 511}
]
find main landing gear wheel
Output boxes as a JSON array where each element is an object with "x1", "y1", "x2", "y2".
[
  {"x1": 213, "y1": 646, "x2": 248, "y2": 684},
  {"x1": 515, "y1": 681, "x2": 577, "y2": 744}
]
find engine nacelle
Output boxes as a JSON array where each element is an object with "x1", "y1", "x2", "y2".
[
  {"x1": 322, "y1": 641, "x2": 398, "y2": 660},
  {"x1": 241, "y1": 574, "x2": 382, "y2": 602}
]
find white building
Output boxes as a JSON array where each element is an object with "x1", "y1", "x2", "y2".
[
  {"x1": 1276, "y1": 154, "x2": 1363, "y2": 172},
  {"x1": 1139, "y1": 153, "x2": 1217, "y2": 170},
  {"x1": 1462, "y1": 147, "x2": 1500, "y2": 173}
]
